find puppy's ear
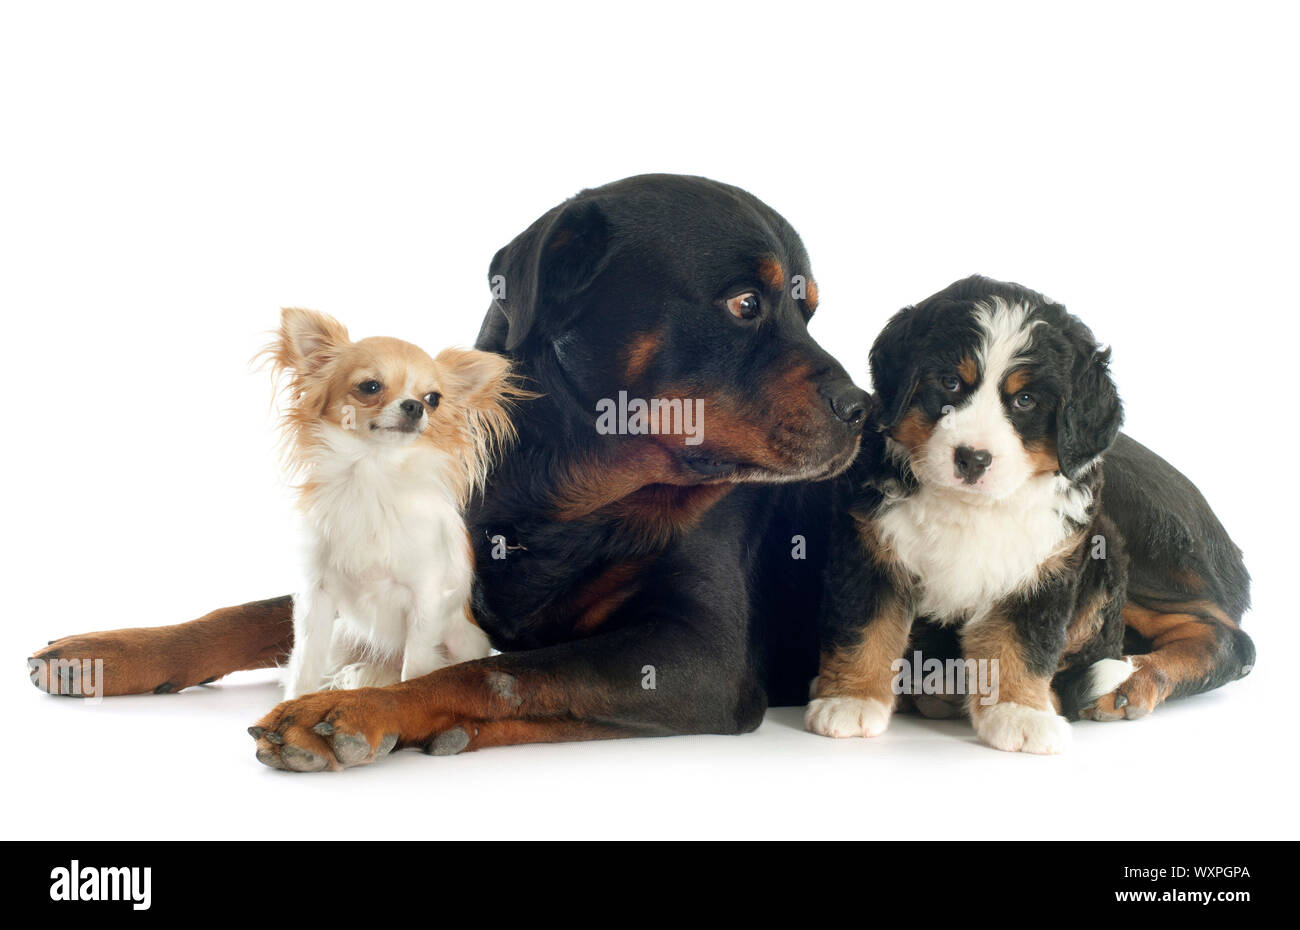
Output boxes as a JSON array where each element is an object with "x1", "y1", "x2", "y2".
[
  {"x1": 1057, "y1": 342, "x2": 1123, "y2": 479},
  {"x1": 277, "y1": 308, "x2": 350, "y2": 374},
  {"x1": 868, "y1": 305, "x2": 921, "y2": 430},
  {"x1": 477, "y1": 199, "x2": 610, "y2": 354}
]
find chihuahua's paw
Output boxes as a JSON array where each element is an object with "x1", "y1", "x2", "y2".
[
  {"x1": 804, "y1": 696, "x2": 892, "y2": 739},
  {"x1": 973, "y1": 702, "x2": 1071, "y2": 754}
]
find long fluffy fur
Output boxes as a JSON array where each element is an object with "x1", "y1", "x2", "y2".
[{"x1": 262, "y1": 307, "x2": 529, "y2": 699}]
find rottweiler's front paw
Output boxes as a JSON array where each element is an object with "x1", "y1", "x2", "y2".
[
  {"x1": 249, "y1": 689, "x2": 408, "y2": 772},
  {"x1": 248, "y1": 686, "x2": 477, "y2": 772}
]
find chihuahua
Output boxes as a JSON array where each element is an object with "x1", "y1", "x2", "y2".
[{"x1": 266, "y1": 308, "x2": 518, "y2": 699}]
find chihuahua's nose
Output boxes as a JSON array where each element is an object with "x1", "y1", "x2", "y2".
[{"x1": 399, "y1": 399, "x2": 424, "y2": 421}]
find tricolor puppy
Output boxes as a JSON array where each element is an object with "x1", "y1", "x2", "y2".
[
  {"x1": 808, "y1": 275, "x2": 1254, "y2": 753},
  {"x1": 267, "y1": 308, "x2": 518, "y2": 702}
]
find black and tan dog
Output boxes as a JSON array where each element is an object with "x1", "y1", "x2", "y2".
[
  {"x1": 29, "y1": 181, "x2": 1252, "y2": 766},
  {"x1": 808, "y1": 275, "x2": 1255, "y2": 752}
]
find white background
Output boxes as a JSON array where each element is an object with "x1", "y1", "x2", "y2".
[{"x1": 3, "y1": 1, "x2": 1297, "y2": 839}]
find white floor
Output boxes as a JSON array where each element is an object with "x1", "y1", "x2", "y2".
[{"x1": 9, "y1": 643, "x2": 1288, "y2": 841}]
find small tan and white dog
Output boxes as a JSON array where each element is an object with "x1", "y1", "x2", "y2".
[{"x1": 266, "y1": 308, "x2": 518, "y2": 699}]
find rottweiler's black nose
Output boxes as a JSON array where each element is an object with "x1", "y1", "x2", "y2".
[
  {"x1": 825, "y1": 383, "x2": 870, "y2": 429},
  {"x1": 954, "y1": 445, "x2": 992, "y2": 482},
  {"x1": 400, "y1": 399, "x2": 424, "y2": 420}
]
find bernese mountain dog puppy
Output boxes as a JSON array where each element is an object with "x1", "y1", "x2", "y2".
[{"x1": 807, "y1": 275, "x2": 1254, "y2": 753}]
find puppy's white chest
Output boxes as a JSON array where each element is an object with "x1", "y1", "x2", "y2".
[{"x1": 876, "y1": 477, "x2": 1089, "y2": 624}]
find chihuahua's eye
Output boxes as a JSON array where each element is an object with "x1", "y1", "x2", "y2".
[
  {"x1": 725, "y1": 292, "x2": 761, "y2": 320},
  {"x1": 939, "y1": 374, "x2": 962, "y2": 392},
  {"x1": 423, "y1": 392, "x2": 441, "y2": 410},
  {"x1": 1012, "y1": 392, "x2": 1036, "y2": 411},
  {"x1": 358, "y1": 380, "x2": 382, "y2": 395}
]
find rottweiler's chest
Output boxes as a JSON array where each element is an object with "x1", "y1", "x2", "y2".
[
  {"x1": 470, "y1": 532, "x2": 657, "y2": 649},
  {"x1": 470, "y1": 480, "x2": 737, "y2": 644}
]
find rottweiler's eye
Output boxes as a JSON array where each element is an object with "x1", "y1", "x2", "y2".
[
  {"x1": 1012, "y1": 392, "x2": 1036, "y2": 411},
  {"x1": 423, "y1": 392, "x2": 441, "y2": 410},
  {"x1": 939, "y1": 374, "x2": 962, "y2": 392},
  {"x1": 725, "y1": 292, "x2": 761, "y2": 320},
  {"x1": 358, "y1": 380, "x2": 382, "y2": 395}
]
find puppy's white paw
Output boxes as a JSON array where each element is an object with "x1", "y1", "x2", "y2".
[
  {"x1": 973, "y1": 701, "x2": 1072, "y2": 754},
  {"x1": 805, "y1": 696, "x2": 892, "y2": 739}
]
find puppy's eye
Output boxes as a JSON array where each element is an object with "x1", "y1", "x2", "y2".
[
  {"x1": 725, "y1": 292, "x2": 761, "y2": 320},
  {"x1": 1012, "y1": 392, "x2": 1036, "y2": 410},
  {"x1": 358, "y1": 380, "x2": 382, "y2": 395},
  {"x1": 423, "y1": 392, "x2": 441, "y2": 410},
  {"x1": 939, "y1": 374, "x2": 962, "y2": 392}
]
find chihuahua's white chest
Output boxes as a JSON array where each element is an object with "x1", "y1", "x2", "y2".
[
  {"x1": 308, "y1": 448, "x2": 468, "y2": 592},
  {"x1": 285, "y1": 431, "x2": 488, "y2": 698}
]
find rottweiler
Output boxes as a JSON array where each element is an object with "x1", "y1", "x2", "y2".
[{"x1": 31, "y1": 174, "x2": 871, "y2": 768}]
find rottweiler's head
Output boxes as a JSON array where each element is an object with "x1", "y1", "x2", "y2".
[
  {"x1": 477, "y1": 174, "x2": 869, "y2": 485},
  {"x1": 870, "y1": 275, "x2": 1123, "y2": 499}
]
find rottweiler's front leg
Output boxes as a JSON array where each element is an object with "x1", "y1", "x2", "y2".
[
  {"x1": 962, "y1": 584, "x2": 1073, "y2": 754},
  {"x1": 250, "y1": 617, "x2": 764, "y2": 771},
  {"x1": 250, "y1": 529, "x2": 768, "y2": 771}
]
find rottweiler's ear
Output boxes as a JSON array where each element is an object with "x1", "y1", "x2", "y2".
[
  {"x1": 477, "y1": 199, "x2": 610, "y2": 354},
  {"x1": 1057, "y1": 343, "x2": 1123, "y2": 479},
  {"x1": 868, "y1": 305, "x2": 921, "y2": 431}
]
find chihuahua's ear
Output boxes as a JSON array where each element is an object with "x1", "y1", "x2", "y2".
[
  {"x1": 436, "y1": 347, "x2": 513, "y2": 404},
  {"x1": 436, "y1": 347, "x2": 526, "y2": 470},
  {"x1": 278, "y1": 308, "x2": 350, "y2": 373}
]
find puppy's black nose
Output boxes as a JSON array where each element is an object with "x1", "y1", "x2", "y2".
[
  {"x1": 954, "y1": 446, "x2": 993, "y2": 482},
  {"x1": 399, "y1": 399, "x2": 424, "y2": 420},
  {"x1": 825, "y1": 383, "x2": 871, "y2": 430}
]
